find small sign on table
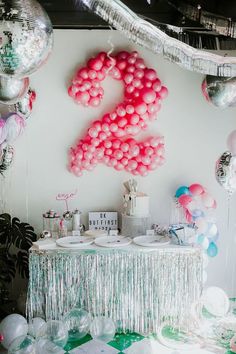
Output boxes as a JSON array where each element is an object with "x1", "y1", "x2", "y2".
[{"x1": 89, "y1": 212, "x2": 118, "y2": 232}]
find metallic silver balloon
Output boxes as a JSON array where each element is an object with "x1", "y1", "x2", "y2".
[
  {"x1": 215, "y1": 151, "x2": 236, "y2": 194},
  {"x1": 0, "y1": 76, "x2": 29, "y2": 104},
  {"x1": 0, "y1": 0, "x2": 53, "y2": 78},
  {"x1": 202, "y1": 75, "x2": 236, "y2": 109},
  {"x1": 0, "y1": 144, "x2": 14, "y2": 175}
]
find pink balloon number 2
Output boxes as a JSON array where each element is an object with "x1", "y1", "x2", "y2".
[{"x1": 68, "y1": 51, "x2": 168, "y2": 177}]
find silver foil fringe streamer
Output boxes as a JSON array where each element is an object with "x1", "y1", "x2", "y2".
[
  {"x1": 80, "y1": 0, "x2": 236, "y2": 77},
  {"x1": 27, "y1": 248, "x2": 203, "y2": 335}
]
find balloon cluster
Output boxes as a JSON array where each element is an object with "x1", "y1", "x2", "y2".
[
  {"x1": 0, "y1": 89, "x2": 36, "y2": 175},
  {"x1": 68, "y1": 51, "x2": 168, "y2": 177},
  {"x1": 0, "y1": 309, "x2": 116, "y2": 352},
  {"x1": 175, "y1": 183, "x2": 219, "y2": 257},
  {"x1": 215, "y1": 130, "x2": 236, "y2": 195}
]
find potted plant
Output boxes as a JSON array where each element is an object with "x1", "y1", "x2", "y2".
[{"x1": 0, "y1": 213, "x2": 37, "y2": 315}]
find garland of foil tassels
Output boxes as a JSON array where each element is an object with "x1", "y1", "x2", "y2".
[
  {"x1": 80, "y1": 0, "x2": 236, "y2": 77},
  {"x1": 27, "y1": 247, "x2": 203, "y2": 335}
]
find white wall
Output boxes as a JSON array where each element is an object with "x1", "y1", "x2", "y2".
[{"x1": 1, "y1": 30, "x2": 236, "y2": 295}]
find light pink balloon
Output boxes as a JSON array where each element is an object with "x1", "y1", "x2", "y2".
[
  {"x1": 201, "y1": 192, "x2": 216, "y2": 209},
  {"x1": 227, "y1": 130, "x2": 236, "y2": 155},
  {"x1": 4, "y1": 114, "x2": 25, "y2": 144},
  {"x1": 0, "y1": 119, "x2": 7, "y2": 145}
]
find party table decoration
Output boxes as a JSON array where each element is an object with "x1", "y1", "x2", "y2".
[
  {"x1": 174, "y1": 183, "x2": 219, "y2": 257},
  {"x1": 27, "y1": 245, "x2": 203, "y2": 335},
  {"x1": 68, "y1": 50, "x2": 167, "y2": 177}
]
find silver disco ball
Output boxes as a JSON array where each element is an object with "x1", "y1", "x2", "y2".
[
  {"x1": 0, "y1": 76, "x2": 29, "y2": 104},
  {"x1": 0, "y1": 0, "x2": 53, "y2": 78},
  {"x1": 202, "y1": 75, "x2": 236, "y2": 109}
]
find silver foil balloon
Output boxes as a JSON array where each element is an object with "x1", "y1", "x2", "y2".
[
  {"x1": 215, "y1": 151, "x2": 236, "y2": 194},
  {"x1": 202, "y1": 76, "x2": 236, "y2": 109},
  {"x1": 0, "y1": 0, "x2": 53, "y2": 78},
  {"x1": 0, "y1": 76, "x2": 29, "y2": 104},
  {"x1": 0, "y1": 144, "x2": 14, "y2": 175},
  {"x1": 81, "y1": 0, "x2": 236, "y2": 76}
]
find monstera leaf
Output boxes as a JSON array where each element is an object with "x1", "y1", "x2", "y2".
[
  {"x1": 0, "y1": 213, "x2": 11, "y2": 246},
  {"x1": 11, "y1": 217, "x2": 37, "y2": 250},
  {"x1": 0, "y1": 250, "x2": 16, "y2": 282},
  {"x1": 0, "y1": 213, "x2": 37, "y2": 284},
  {"x1": 16, "y1": 251, "x2": 29, "y2": 278}
]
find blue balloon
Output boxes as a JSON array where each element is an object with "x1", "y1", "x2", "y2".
[
  {"x1": 197, "y1": 234, "x2": 205, "y2": 244},
  {"x1": 207, "y1": 242, "x2": 218, "y2": 257},
  {"x1": 175, "y1": 186, "x2": 191, "y2": 198}
]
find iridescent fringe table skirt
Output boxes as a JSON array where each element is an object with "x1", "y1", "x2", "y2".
[{"x1": 27, "y1": 245, "x2": 203, "y2": 335}]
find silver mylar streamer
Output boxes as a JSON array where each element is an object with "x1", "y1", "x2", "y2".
[
  {"x1": 202, "y1": 76, "x2": 236, "y2": 109},
  {"x1": 0, "y1": 76, "x2": 29, "y2": 104},
  {"x1": 27, "y1": 248, "x2": 203, "y2": 335},
  {"x1": 215, "y1": 151, "x2": 236, "y2": 194},
  {"x1": 0, "y1": 0, "x2": 53, "y2": 78},
  {"x1": 81, "y1": 0, "x2": 236, "y2": 77}
]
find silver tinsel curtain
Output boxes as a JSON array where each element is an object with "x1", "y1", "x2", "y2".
[{"x1": 27, "y1": 247, "x2": 203, "y2": 335}]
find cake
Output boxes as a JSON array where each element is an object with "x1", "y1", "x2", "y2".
[
  {"x1": 124, "y1": 192, "x2": 149, "y2": 217},
  {"x1": 123, "y1": 179, "x2": 149, "y2": 217}
]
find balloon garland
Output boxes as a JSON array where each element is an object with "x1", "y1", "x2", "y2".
[
  {"x1": 68, "y1": 50, "x2": 168, "y2": 177},
  {"x1": 175, "y1": 183, "x2": 219, "y2": 257}
]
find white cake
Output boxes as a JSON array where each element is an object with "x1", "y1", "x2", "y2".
[{"x1": 124, "y1": 193, "x2": 149, "y2": 217}]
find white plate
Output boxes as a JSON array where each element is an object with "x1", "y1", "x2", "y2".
[
  {"x1": 94, "y1": 236, "x2": 132, "y2": 248},
  {"x1": 133, "y1": 235, "x2": 170, "y2": 247},
  {"x1": 56, "y1": 236, "x2": 94, "y2": 248}
]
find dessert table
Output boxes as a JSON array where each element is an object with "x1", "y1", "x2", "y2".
[{"x1": 27, "y1": 241, "x2": 203, "y2": 335}]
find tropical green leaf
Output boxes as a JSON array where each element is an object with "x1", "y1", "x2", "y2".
[
  {"x1": 0, "y1": 250, "x2": 16, "y2": 282},
  {"x1": 11, "y1": 217, "x2": 37, "y2": 251},
  {"x1": 16, "y1": 250, "x2": 29, "y2": 279},
  {"x1": 0, "y1": 213, "x2": 11, "y2": 246}
]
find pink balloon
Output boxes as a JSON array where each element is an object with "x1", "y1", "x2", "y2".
[
  {"x1": 4, "y1": 114, "x2": 25, "y2": 144},
  {"x1": 178, "y1": 194, "x2": 193, "y2": 208},
  {"x1": 189, "y1": 183, "x2": 205, "y2": 196},
  {"x1": 227, "y1": 130, "x2": 236, "y2": 155},
  {"x1": 141, "y1": 88, "x2": 156, "y2": 104}
]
